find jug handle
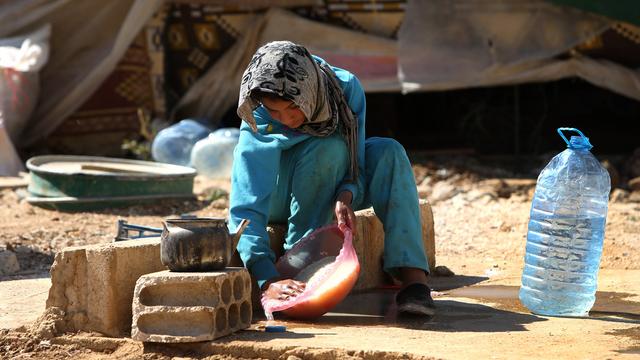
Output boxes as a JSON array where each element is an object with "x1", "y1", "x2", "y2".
[
  {"x1": 557, "y1": 127, "x2": 588, "y2": 146},
  {"x1": 231, "y1": 219, "x2": 250, "y2": 251}
]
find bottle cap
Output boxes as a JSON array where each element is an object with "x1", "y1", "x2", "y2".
[{"x1": 265, "y1": 325, "x2": 287, "y2": 332}]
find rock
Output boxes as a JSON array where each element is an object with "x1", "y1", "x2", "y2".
[
  {"x1": 14, "y1": 245, "x2": 33, "y2": 254},
  {"x1": 0, "y1": 250, "x2": 20, "y2": 275},
  {"x1": 465, "y1": 189, "x2": 496, "y2": 204},
  {"x1": 626, "y1": 148, "x2": 640, "y2": 179},
  {"x1": 611, "y1": 189, "x2": 630, "y2": 203},
  {"x1": 629, "y1": 191, "x2": 640, "y2": 203},
  {"x1": 629, "y1": 177, "x2": 640, "y2": 192},
  {"x1": 601, "y1": 160, "x2": 620, "y2": 190},
  {"x1": 419, "y1": 176, "x2": 434, "y2": 188},
  {"x1": 429, "y1": 182, "x2": 460, "y2": 203},
  {"x1": 27, "y1": 307, "x2": 66, "y2": 340}
]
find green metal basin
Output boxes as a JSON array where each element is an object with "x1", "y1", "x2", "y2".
[{"x1": 26, "y1": 155, "x2": 197, "y2": 211}]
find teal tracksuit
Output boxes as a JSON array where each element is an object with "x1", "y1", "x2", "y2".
[{"x1": 229, "y1": 57, "x2": 429, "y2": 288}]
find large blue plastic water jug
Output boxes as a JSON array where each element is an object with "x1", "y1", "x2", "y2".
[
  {"x1": 151, "y1": 119, "x2": 211, "y2": 166},
  {"x1": 519, "y1": 128, "x2": 611, "y2": 317},
  {"x1": 190, "y1": 127, "x2": 240, "y2": 178}
]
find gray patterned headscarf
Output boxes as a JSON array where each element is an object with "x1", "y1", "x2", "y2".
[{"x1": 237, "y1": 41, "x2": 359, "y2": 182}]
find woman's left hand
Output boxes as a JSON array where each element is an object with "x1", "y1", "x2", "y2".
[{"x1": 335, "y1": 191, "x2": 356, "y2": 230}]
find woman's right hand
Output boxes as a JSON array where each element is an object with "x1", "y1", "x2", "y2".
[{"x1": 262, "y1": 279, "x2": 306, "y2": 301}]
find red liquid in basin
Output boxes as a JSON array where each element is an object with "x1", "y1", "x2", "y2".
[
  {"x1": 283, "y1": 254, "x2": 360, "y2": 319},
  {"x1": 263, "y1": 225, "x2": 360, "y2": 320}
]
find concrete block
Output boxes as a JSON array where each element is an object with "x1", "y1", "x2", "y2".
[
  {"x1": 351, "y1": 199, "x2": 435, "y2": 290},
  {"x1": 131, "y1": 269, "x2": 252, "y2": 343},
  {"x1": 46, "y1": 238, "x2": 165, "y2": 337}
]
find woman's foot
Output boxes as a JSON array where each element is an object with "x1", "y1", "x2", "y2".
[
  {"x1": 396, "y1": 283, "x2": 436, "y2": 316},
  {"x1": 396, "y1": 267, "x2": 435, "y2": 316}
]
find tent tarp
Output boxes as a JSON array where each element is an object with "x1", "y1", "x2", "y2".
[
  {"x1": 171, "y1": 7, "x2": 398, "y2": 121},
  {"x1": 547, "y1": 0, "x2": 640, "y2": 27},
  {"x1": 2, "y1": 0, "x2": 640, "y2": 151},
  {"x1": 398, "y1": 0, "x2": 640, "y2": 103},
  {"x1": 0, "y1": 0, "x2": 162, "y2": 147}
]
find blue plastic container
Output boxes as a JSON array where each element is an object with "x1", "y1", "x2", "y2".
[
  {"x1": 151, "y1": 119, "x2": 212, "y2": 166},
  {"x1": 519, "y1": 128, "x2": 611, "y2": 317},
  {"x1": 190, "y1": 127, "x2": 240, "y2": 178}
]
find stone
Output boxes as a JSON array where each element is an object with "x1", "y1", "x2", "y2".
[
  {"x1": 611, "y1": 189, "x2": 630, "y2": 203},
  {"x1": 626, "y1": 148, "x2": 640, "y2": 179},
  {"x1": 601, "y1": 160, "x2": 620, "y2": 190},
  {"x1": 131, "y1": 269, "x2": 252, "y2": 343},
  {"x1": 350, "y1": 199, "x2": 435, "y2": 290},
  {"x1": 0, "y1": 250, "x2": 20, "y2": 275},
  {"x1": 629, "y1": 177, "x2": 640, "y2": 192},
  {"x1": 629, "y1": 191, "x2": 640, "y2": 203},
  {"x1": 46, "y1": 238, "x2": 165, "y2": 337},
  {"x1": 429, "y1": 181, "x2": 460, "y2": 203}
]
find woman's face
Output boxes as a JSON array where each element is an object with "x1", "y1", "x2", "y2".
[{"x1": 261, "y1": 96, "x2": 306, "y2": 129}]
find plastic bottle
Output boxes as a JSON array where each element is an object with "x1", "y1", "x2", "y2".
[
  {"x1": 519, "y1": 128, "x2": 611, "y2": 317},
  {"x1": 151, "y1": 119, "x2": 211, "y2": 166},
  {"x1": 190, "y1": 127, "x2": 240, "y2": 178}
]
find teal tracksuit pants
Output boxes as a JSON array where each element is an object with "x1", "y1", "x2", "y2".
[{"x1": 268, "y1": 134, "x2": 429, "y2": 278}]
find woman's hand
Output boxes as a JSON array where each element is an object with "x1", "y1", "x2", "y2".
[
  {"x1": 262, "y1": 279, "x2": 306, "y2": 301},
  {"x1": 335, "y1": 191, "x2": 356, "y2": 230}
]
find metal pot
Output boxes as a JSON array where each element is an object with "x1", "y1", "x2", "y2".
[{"x1": 160, "y1": 217, "x2": 249, "y2": 271}]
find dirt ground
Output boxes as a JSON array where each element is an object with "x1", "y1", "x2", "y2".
[{"x1": 1, "y1": 152, "x2": 639, "y2": 359}]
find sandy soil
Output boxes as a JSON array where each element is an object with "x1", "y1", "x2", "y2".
[{"x1": 1, "y1": 153, "x2": 639, "y2": 359}]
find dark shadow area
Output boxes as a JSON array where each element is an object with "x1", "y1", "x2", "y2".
[
  {"x1": 429, "y1": 274, "x2": 489, "y2": 291},
  {"x1": 0, "y1": 244, "x2": 53, "y2": 282},
  {"x1": 0, "y1": 271, "x2": 50, "y2": 282},
  {"x1": 254, "y1": 289, "x2": 545, "y2": 333},
  {"x1": 142, "y1": 329, "x2": 317, "y2": 354},
  {"x1": 234, "y1": 328, "x2": 321, "y2": 340},
  {"x1": 588, "y1": 291, "x2": 640, "y2": 325},
  {"x1": 30, "y1": 197, "x2": 218, "y2": 217},
  {"x1": 607, "y1": 326, "x2": 640, "y2": 355},
  {"x1": 366, "y1": 78, "x2": 640, "y2": 156}
]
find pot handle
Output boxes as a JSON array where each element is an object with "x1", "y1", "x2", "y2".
[{"x1": 231, "y1": 219, "x2": 250, "y2": 252}]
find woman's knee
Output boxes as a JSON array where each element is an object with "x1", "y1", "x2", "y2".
[{"x1": 366, "y1": 137, "x2": 407, "y2": 163}]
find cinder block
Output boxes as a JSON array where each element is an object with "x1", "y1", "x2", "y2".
[
  {"x1": 131, "y1": 269, "x2": 252, "y2": 343},
  {"x1": 46, "y1": 238, "x2": 165, "y2": 337},
  {"x1": 351, "y1": 199, "x2": 435, "y2": 289}
]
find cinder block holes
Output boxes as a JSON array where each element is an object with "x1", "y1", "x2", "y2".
[
  {"x1": 138, "y1": 310, "x2": 213, "y2": 337},
  {"x1": 140, "y1": 282, "x2": 220, "y2": 307}
]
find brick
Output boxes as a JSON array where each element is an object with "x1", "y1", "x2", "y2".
[
  {"x1": 351, "y1": 199, "x2": 435, "y2": 289},
  {"x1": 131, "y1": 269, "x2": 252, "y2": 343},
  {"x1": 46, "y1": 238, "x2": 165, "y2": 337}
]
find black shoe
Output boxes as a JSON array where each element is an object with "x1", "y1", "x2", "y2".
[{"x1": 396, "y1": 283, "x2": 436, "y2": 316}]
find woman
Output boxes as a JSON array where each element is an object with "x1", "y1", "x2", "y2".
[{"x1": 230, "y1": 41, "x2": 434, "y2": 316}]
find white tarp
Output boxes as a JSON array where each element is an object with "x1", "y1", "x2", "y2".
[
  {"x1": 172, "y1": 7, "x2": 398, "y2": 121},
  {"x1": 0, "y1": 25, "x2": 50, "y2": 143},
  {"x1": 398, "y1": 0, "x2": 640, "y2": 101},
  {"x1": 0, "y1": 0, "x2": 163, "y2": 147},
  {"x1": 0, "y1": 112, "x2": 24, "y2": 175},
  {"x1": 0, "y1": 24, "x2": 50, "y2": 175}
]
